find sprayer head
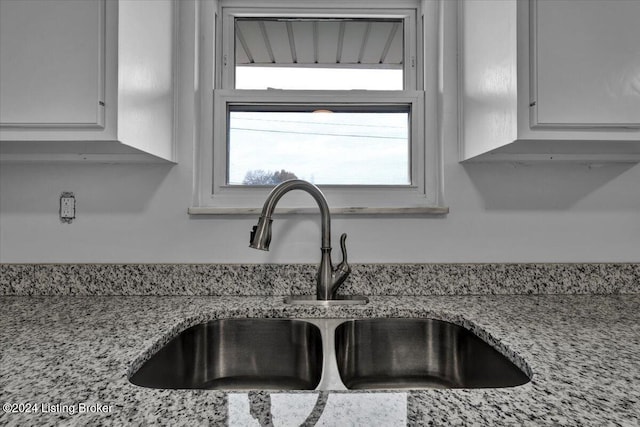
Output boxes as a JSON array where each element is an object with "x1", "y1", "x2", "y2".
[{"x1": 249, "y1": 216, "x2": 272, "y2": 251}]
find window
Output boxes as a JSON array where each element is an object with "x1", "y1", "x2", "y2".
[{"x1": 192, "y1": 0, "x2": 444, "y2": 213}]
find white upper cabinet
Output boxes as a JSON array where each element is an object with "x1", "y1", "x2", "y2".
[
  {"x1": 0, "y1": 0, "x2": 104, "y2": 128},
  {"x1": 0, "y1": 0, "x2": 176, "y2": 162},
  {"x1": 459, "y1": 0, "x2": 640, "y2": 162},
  {"x1": 532, "y1": 0, "x2": 640, "y2": 128}
]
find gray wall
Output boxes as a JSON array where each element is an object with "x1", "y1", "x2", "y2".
[{"x1": 1, "y1": 2, "x2": 638, "y2": 264}]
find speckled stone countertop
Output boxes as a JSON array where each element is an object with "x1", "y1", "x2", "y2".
[{"x1": 1, "y1": 295, "x2": 639, "y2": 426}]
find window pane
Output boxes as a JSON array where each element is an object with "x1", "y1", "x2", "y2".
[
  {"x1": 234, "y1": 18, "x2": 404, "y2": 90},
  {"x1": 236, "y1": 67, "x2": 402, "y2": 90},
  {"x1": 228, "y1": 108, "x2": 410, "y2": 186}
]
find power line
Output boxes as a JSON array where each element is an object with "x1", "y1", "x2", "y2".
[
  {"x1": 229, "y1": 127, "x2": 407, "y2": 140},
  {"x1": 232, "y1": 116, "x2": 407, "y2": 129}
]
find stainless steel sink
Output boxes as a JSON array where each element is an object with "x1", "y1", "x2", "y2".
[
  {"x1": 130, "y1": 317, "x2": 529, "y2": 391},
  {"x1": 334, "y1": 318, "x2": 530, "y2": 389},
  {"x1": 129, "y1": 319, "x2": 323, "y2": 390}
]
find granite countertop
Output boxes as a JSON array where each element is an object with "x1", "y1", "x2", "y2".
[{"x1": 1, "y1": 294, "x2": 639, "y2": 426}]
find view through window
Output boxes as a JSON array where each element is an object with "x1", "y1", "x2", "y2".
[
  {"x1": 228, "y1": 17, "x2": 409, "y2": 186},
  {"x1": 228, "y1": 108, "x2": 410, "y2": 185}
]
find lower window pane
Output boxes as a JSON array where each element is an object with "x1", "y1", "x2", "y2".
[{"x1": 228, "y1": 108, "x2": 410, "y2": 186}]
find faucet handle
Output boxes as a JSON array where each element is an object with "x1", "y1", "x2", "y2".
[
  {"x1": 339, "y1": 233, "x2": 348, "y2": 265},
  {"x1": 331, "y1": 233, "x2": 351, "y2": 295},
  {"x1": 335, "y1": 233, "x2": 350, "y2": 274}
]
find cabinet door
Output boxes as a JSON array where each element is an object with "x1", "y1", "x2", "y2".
[
  {"x1": 531, "y1": 0, "x2": 640, "y2": 128},
  {"x1": 0, "y1": 0, "x2": 104, "y2": 128}
]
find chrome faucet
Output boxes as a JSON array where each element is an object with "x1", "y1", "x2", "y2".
[{"x1": 249, "y1": 179, "x2": 352, "y2": 301}]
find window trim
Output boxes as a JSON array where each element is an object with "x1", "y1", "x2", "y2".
[
  {"x1": 190, "y1": 0, "x2": 446, "y2": 214},
  {"x1": 213, "y1": 89, "x2": 424, "y2": 208}
]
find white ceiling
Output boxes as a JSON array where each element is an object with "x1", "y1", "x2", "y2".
[{"x1": 235, "y1": 18, "x2": 404, "y2": 68}]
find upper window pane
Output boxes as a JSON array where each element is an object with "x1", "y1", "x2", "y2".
[{"x1": 234, "y1": 18, "x2": 404, "y2": 90}]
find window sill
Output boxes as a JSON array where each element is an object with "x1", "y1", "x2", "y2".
[{"x1": 188, "y1": 206, "x2": 449, "y2": 216}]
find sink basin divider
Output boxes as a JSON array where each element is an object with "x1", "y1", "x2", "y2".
[{"x1": 304, "y1": 318, "x2": 349, "y2": 391}]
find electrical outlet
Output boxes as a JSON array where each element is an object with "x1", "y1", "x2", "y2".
[{"x1": 60, "y1": 192, "x2": 75, "y2": 223}]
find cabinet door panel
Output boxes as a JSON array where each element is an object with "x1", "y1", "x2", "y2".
[
  {"x1": 532, "y1": 0, "x2": 640, "y2": 128},
  {"x1": 0, "y1": 0, "x2": 104, "y2": 128}
]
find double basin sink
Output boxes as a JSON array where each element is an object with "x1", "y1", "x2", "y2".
[{"x1": 130, "y1": 318, "x2": 530, "y2": 391}]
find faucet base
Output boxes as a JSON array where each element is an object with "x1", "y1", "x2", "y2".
[{"x1": 284, "y1": 295, "x2": 369, "y2": 306}]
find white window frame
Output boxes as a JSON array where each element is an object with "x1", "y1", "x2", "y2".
[{"x1": 191, "y1": 0, "x2": 446, "y2": 214}]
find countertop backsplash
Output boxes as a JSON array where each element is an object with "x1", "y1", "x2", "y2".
[{"x1": 1, "y1": 263, "x2": 638, "y2": 296}]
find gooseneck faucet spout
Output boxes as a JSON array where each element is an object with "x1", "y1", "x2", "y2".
[{"x1": 249, "y1": 179, "x2": 350, "y2": 300}]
